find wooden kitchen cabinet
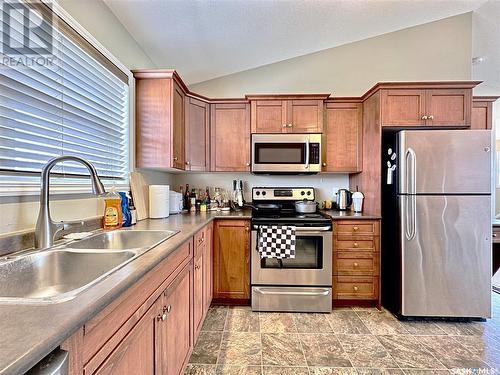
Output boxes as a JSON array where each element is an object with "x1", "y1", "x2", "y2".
[
  {"x1": 213, "y1": 219, "x2": 251, "y2": 301},
  {"x1": 185, "y1": 96, "x2": 210, "y2": 171},
  {"x1": 332, "y1": 219, "x2": 380, "y2": 307},
  {"x1": 472, "y1": 96, "x2": 499, "y2": 130},
  {"x1": 210, "y1": 102, "x2": 251, "y2": 171},
  {"x1": 248, "y1": 95, "x2": 328, "y2": 133},
  {"x1": 381, "y1": 86, "x2": 474, "y2": 127},
  {"x1": 323, "y1": 102, "x2": 362, "y2": 172},
  {"x1": 159, "y1": 263, "x2": 193, "y2": 375},
  {"x1": 88, "y1": 297, "x2": 162, "y2": 375},
  {"x1": 193, "y1": 224, "x2": 213, "y2": 340},
  {"x1": 133, "y1": 70, "x2": 186, "y2": 170}
]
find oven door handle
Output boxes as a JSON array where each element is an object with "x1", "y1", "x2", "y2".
[
  {"x1": 254, "y1": 287, "x2": 331, "y2": 296},
  {"x1": 252, "y1": 226, "x2": 332, "y2": 232}
]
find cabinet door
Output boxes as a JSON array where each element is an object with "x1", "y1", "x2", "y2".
[
  {"x1": 213, "y1": 220, "x2": 250, "y2": 300},
  {"x1": 471, "y1": 100, "x2": 493, "y2": 130},
  {"x1": 381, "y1": 89, "x2": 426, "y2": 126},
  {"x1": 90, "y1": 298, "x2": 162, "y2": 375},
  {"x1": 323, "y1": 103, "x2": 362, "y2": 172},
  {"x1": 425, "y1": 89, "x2": 471, "y2": 127},
  {"x1": 204, "y1": 223, "x2": 213, "y2": 311},
  {"x1": 193, "y1": 252, "x2": 204, "y2": 339},
  {"x1": 172, "y1": 82, "x2": 186, "y2": 169},
  {"x1": 185, "y1": 97, "x2": 210, "y2": 170},
  {"x1": 287, "y1": 99, "x2": 324, "y2": 133},
  {"x1": 251, "y1": 100, "x2": 287, "y2": 133},
  {"x1": 210, "y1": 103, "x2": 251, "y2": 171},
  {"x1": 159, "y1": 263, "x2": 193, "y2": 375}
]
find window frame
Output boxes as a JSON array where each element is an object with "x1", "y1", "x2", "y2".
[{"x1": 0, "y1": 0, "x2": 134, "y2": 197}]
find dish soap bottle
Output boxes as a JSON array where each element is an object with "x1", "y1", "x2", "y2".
[{"x1": 103, "y1": 187, "x2": 122, "y2": 230}]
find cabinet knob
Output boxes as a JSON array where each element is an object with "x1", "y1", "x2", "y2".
[
  {"x1": 246, "y1": 163, "x2": 251, "y2": 167},
  {"x1": 173, "y1": 157, "x2": 178, "y2": 161},
  {"x1": 421, "y1": 115, "x2": 428, "y2": 120},
  {"x1": 493, "y1": 233, "x2": 497, "y2": 237},
  {"x1": 282, "y1": 124, "x2": 287, "y2": 128},
  {"x1": 195, "y1": 264, "x2": 200, "y2": 270},
  {"x1": 353, "y1": 262, "x2": 359, "y2": 267},
  {"x1": 186, "y1": 161, "x2": 190, "y2": 165},
  {"x1": 353, "y1": 242, "x2": 359, "y2": 248},
  {"x1": 245, "y1": 226, "x2": 250, "y2": 232},
  {"x1": 353, "y1": 286, "x2": 359, "y2": 291},
  {"x1": 322, "y1": 162, "x2": 327, "y2": 167},
  {"x1": 158, "y1": 312, "x2": 167, "y2": 321},
  {"x1": 287, "y1": 124, "x2": 293, "y2": 128},
  {"x1": 166, "y1": 305, "x2": 172, "y2": 313},
  {"x1": 428, "y1": 115, "x2": 434, "y2": 120},
  {"x1": 353, "y1": 226, "x2": 359, "y2": 231}
]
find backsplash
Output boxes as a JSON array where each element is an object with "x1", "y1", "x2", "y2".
[{"x1": 171, "y1": 173, "x2": 350, "y2": 202}]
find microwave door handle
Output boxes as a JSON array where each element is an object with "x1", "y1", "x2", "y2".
[{"x1": 305, "y1": 137, "x2": 310, "y2": 169}]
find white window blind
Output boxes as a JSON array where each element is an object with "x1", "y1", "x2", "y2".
[{"x1": 0, "y1": 1, "x2": 129, "y2": 188}]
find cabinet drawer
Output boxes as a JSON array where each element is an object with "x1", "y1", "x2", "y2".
[
  {"x1": 335, "y1": 239, "x2": 375, "y2": 251},
  {"x1": 333, "y1": 276, "x2": 378, "y2": 300},
  {"x1": 335, "y1": 221, "x2": 379, "y2": 236},
  {"x1": 334, "y1": 254, "x2": 375, "y2": 276}
]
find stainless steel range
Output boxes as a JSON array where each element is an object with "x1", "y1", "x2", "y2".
[{"x1": 250, "y1": 187, "x2": 332, "y2": 313}]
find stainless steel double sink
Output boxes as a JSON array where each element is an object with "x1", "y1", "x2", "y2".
[{"x1": 0, "y1": 230, "x2": 179, "y2": 304}]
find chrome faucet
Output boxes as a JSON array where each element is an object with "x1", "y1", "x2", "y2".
[{"x1": 35, "y1": 156, "x2": 106, "y2": 249}]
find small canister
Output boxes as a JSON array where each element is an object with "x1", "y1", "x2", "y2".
[{"x1": 352, "y1": 191, "x2": 364, "y2": 213}]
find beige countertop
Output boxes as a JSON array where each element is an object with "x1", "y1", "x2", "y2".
[
  {"x1": 0, "y1": 210, "x2": 250, "y2": 375},
  {"x1": 321, "y1": 210, "x2": 381, "y2": 220}
]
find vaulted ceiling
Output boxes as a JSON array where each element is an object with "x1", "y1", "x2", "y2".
[{"x1": 104, "y1": 0, "x2": 485, "y2": 85}]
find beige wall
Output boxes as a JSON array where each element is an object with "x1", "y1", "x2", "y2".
[
  {"x1": 58, "y1": 0, "x2": 156, "y2": 69},
  {"x1": 472, "y1": 0, "x2": 500, "y2": 215},
  {"x1": 190, "y1": 13, "x2": 472, "y2": 97}
]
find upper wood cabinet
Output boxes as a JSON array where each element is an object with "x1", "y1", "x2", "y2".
[
  {"x1": 213, "y1": 219, "x2": 251, "y2": 301},
  {"x1": 248, "y1": 95, "x2": 328, "y2": 133},
  {"x1": 185, "y1": 96, "x2": 210, "y2": 171},
  {"x1": 323, "y1": 101, "x2": 362, "y2": 173},
  {"x1": 210, "y1": 102, "x2": 251, "y2": 172},
  {"x1": 133, "y1": 70, "x2": 186, "y2": 170},
  {"x1": 380, "y1": 84, "x2": 476, "y2": 127},
  {"x1": 471, "y1": 96, "x2": 499, "y2": 130}
]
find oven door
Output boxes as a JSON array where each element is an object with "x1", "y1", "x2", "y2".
[
  {"x1": 251, "y1": 226, "x2": 332, "y2": 286},
  {"x1": 251, "y1": 134, "x2": 321, "y2": 173}
]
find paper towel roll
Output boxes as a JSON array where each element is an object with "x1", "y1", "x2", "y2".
[{"x1": 149, "y1": 185, "x2": 170, "y2": 218}]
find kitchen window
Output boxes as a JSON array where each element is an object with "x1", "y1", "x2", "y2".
[{"x1": 0, "y1": 0, "x2": 130, "y2": 195}]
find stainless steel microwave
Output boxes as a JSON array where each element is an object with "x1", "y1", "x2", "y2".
[{"x1": 251, "y1": 134, "x2": 321, "y2": 174}]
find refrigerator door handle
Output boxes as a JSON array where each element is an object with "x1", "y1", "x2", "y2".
[{"x1": 405, "y1": 148, "x2": 417, "y2": 240}]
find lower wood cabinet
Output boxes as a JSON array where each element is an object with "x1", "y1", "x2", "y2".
[
  {"x1": 332, "y1": 219, "x2": 380, "y2": 307},
  {"x1": 90, "y1": 297, "x2": 161, "y2": 375},
  {"x1": 213, "y1": 219, "x2": 251, "y2": 301},
  {"x1": 193, "y1": 223, "x2": 213, "y2": 340}
]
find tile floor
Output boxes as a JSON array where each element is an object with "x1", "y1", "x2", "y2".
[{"x1": 185, "y1": 292, "x2": 500, "y2": 375}]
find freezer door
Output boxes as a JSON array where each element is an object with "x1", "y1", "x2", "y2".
[
  {"x1": 399, "y1": 194, "x2": 491, "y2": 318},
  {"x1": 398, "y1": 130, "x2": 492, "y2": 194}
]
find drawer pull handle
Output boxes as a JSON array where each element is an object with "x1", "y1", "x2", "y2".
[
  {"x1": 353, "y1": 226, "x2": 359, "y2": 231},
  {"x1": 353, "y1": 262, "x2": 359, "y2": 267},
  {"x1": 353, "y1": 286, "x2": 359, "y2": 291},
  {"x1": 353, "y1": 242, "x2": 359, "y2": 247}
]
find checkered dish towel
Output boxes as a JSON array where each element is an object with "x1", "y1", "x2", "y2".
[{"x1": 257, "y1": 225, "x2": 296, "y2": 259}]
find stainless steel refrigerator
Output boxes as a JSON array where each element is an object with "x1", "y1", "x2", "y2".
[{"x1": 381, "y1": 129, "x2": 493, "y2": 319}]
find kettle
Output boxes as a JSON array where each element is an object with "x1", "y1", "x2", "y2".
[{"x1": 337, "y1": 189, "x2": 352, "y2": 211}]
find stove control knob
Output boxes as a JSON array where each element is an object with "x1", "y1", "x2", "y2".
[
  {"x1": 301, "y1": 191, "x2": 305, "y2": 196},
  {"x1": 262, "y1": 191, "x2": 266, "y2": 196},
  {"x1": 255, "y1": 191, "x2": 260, "y2": 196},
  {"x1": 306, "y1": 191, "x2": 311, "y2": 196}
]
